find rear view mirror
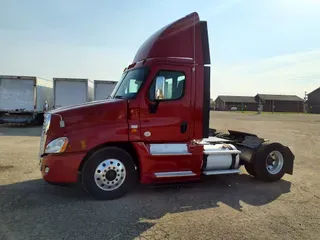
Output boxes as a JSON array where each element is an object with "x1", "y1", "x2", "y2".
[
  {"x1": 149, "y1": 76, "x2": 165, "y2": 114},
  {"x1": 154, "y1": 76, "x2": 165, "y2": 100}
]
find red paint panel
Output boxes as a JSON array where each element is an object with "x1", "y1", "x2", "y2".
[
  {"x1": 46, "y1": 99, "x2": 129, "y2": 152},
  {"x1": 64, "y1": 123, "x2": 128, "y2": 153},
  {"x1": 132, "y1": 142, "x2": 203, "y2": 184},
  {"x1": 128, "y1": 100, "x2": 142, "y2": 141},
  {"x1": 41, "y1": 152, "x2": 85, "y2": 183},
  {"x1": 193, "y1": 65, "x2": 205, "y2": 140},
  {"x1": 50, "y1": 99, "x2": 127, "y2": 128},
  {"x1": 133, "y1": 12, "x2": 204, "y2": 65},
  {"x1": 138, "y1": 62, "x2": 194, "y2": 142}
]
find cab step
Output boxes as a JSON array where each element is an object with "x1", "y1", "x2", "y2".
[{"x1": 202, "y1": 169, "x2": 240, "y2": 175}]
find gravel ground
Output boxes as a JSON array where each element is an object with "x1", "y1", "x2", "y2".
[{"x1": 0, "y1": 111, "x2": 319, "y2": 240}]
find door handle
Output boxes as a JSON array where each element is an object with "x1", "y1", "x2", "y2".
[{"x1": 180, "y1": 121, "x2": 188, "y2": 134}]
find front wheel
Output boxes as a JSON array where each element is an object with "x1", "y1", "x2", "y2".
[
  {"x1": 252, "y1": 142, "x2": 287, "y2": 182},
  {"x1": 82, "y1": 147, "x2": 138, "y2": 200}
]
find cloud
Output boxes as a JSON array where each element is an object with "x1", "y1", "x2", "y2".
[{"x1": 211, "y1": 49, "x2": 320, "y2": 98}]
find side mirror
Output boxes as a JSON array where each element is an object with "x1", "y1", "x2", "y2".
[
  {"x1": 149, "y1": 76, "x2": 165, "y2": 114},
  {"x1": 154, "y1": 76, "x2": 165, "y2": 100}
]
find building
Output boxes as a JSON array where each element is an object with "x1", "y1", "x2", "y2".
[
  {"x1": 214, "y1": 95, "x2": 258, "y2": 111},
  {"x1": 255, "y1": 94, "x2": 304, "y2": 113},
  {"x1": 210, "y1": 98, "x2": 215, "y2": 110},
  {"x1": 307, "y1": 87, "x2": 320, "y2": 114}
]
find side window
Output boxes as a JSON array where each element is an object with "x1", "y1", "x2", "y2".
[
  {"x1": 149, "y1": 70, "x2": 186, "y2": 101},
  {"x1": 125, "y1": 79, "x2": 139, "y2": 94}
]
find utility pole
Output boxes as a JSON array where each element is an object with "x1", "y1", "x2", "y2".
[
  {"x1": 258, "y1": 98, "x2": 262, "y2": 114},
  {"x1": 303, "y1": 91, "x2": 308, "y2": 113}
]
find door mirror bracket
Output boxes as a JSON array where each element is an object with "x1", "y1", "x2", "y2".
[{"x1": 149, "y1": 100, "x2": 160, "y2": 114}]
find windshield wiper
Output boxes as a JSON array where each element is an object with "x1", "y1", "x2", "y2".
[{"x1": 114, "y1": 95, "x2": 123, "y2": 99}]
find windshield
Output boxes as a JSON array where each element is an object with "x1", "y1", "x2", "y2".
[{"x1": 110, "y1": 67, "x2": 148, "y2": 99}]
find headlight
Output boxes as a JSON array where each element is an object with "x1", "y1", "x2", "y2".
[
  {"x1": 44, "y1": 113, "x2": 51, "y2": 133},
  {"x1": 45, "y1": 137, "x2": 68, "y2": 154}
]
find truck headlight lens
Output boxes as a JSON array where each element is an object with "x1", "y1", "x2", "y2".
[{"x1": 45, "y1": 137, "x2": 68, "y2": 154}]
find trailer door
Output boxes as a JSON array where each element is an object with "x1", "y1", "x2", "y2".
[
  {"x1": 55, "y1": 80, "x2": 87, "y2": 108},
  {"x1": 95, "y1": 82, "x2": 115, "y2": 100},
  {"x1": 0, "y1": 78, "x2": 35, "y2": 111}
]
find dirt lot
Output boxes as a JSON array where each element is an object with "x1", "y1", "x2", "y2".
[{"x1": 0, "y1": 111, "x2": 319, "y2": 240}]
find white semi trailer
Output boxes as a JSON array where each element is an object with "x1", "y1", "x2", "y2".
[
  {"x1": 0, "y1": 75, "x2": 53, "y2": 124},
  {"x1": 53, "y1": 78, "x2": 94, "y2": 109},
  {"x1": 94, "y1": 80, "x2": 117, "y2": 101}
]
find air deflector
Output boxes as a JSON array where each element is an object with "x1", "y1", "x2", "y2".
[{"x1": 133, "y1": 12, "x2": 210, "y2": 66}]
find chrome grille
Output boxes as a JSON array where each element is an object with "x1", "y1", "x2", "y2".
[
  {"x1": 39, "y1": 132, "x2": 47, "y2": 156},
  {"x1": 39, "y1": 124, "x2": 46, "y2": 157},
  {"x1": 39, "y1": 114, "x2": 50, "y2": 158}
]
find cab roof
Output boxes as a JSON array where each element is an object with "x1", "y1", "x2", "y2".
[{"x1": 133, "y1": 12, "x2": 210, "y2": 66}]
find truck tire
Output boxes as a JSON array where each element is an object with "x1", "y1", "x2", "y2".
[
  {"x1": 82, "y1": 147, "x2": 137, "y2": 200},
  {"x1": 244, "y1": 163, "x2": 256, "y2": 176},
  {"x1": 252, "y1": 142, "x2": 286, "y2": 182}
]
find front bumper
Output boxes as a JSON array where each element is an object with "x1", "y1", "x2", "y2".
[{"x1": 40, "y1": 152, "x2": 85, "y2": 183}]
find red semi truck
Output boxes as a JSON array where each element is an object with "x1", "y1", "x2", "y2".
[{"x1": 39, "y1": 12, "x2": 294, "y2": 200}]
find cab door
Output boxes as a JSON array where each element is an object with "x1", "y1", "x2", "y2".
[{"x1": 139, "y1": 64, "x2": 193, "y2": 142}]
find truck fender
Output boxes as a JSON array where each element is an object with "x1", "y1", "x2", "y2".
[{"x1": 252, "y1": 142, "x2": 295, "y2": 175}]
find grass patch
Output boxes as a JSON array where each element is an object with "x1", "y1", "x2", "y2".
[{"x1": 227, "y1": 111, "x2": 312, "y2": 115}]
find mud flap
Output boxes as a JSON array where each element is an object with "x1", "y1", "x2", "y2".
[{"x1": 283, "y1": 146, "x2": 295, "y2": 175}]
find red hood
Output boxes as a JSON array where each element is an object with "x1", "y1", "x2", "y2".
[
  {"x1": 49, "y1": 99, "x2": 122, "y2": 114},
  {"x1": 49, "y1": 99, "x2": 127, "y2": 130},
  {"x1": 133, "y1": 12, "x2": 210, "y2": 66}
]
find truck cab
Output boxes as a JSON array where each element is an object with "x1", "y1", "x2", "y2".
[{"x1": 39, "y1": 12, "x2": 294, "y2": 200}]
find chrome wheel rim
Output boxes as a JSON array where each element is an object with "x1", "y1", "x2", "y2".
[
  {"x1": 266, "y1": 150, "x2": 284, "y2": 175},
  {"x1": 94, "y1": 159, "x2": 126, "y2": 191}
]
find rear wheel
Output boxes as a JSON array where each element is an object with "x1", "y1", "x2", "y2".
[
  {"x1": 244, "y1": 163, "x2": 256, "y2": 176},
  {"x1": 82, "y1": 147, "x2": 137, "y2": 200},
  {"x1": 253, "y1": 142, "x2": 286, "y2": 182}
]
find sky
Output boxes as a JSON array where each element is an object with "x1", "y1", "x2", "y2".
[{"x1": 0, "y1": 0, "x2": 319, "y2": 99}]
